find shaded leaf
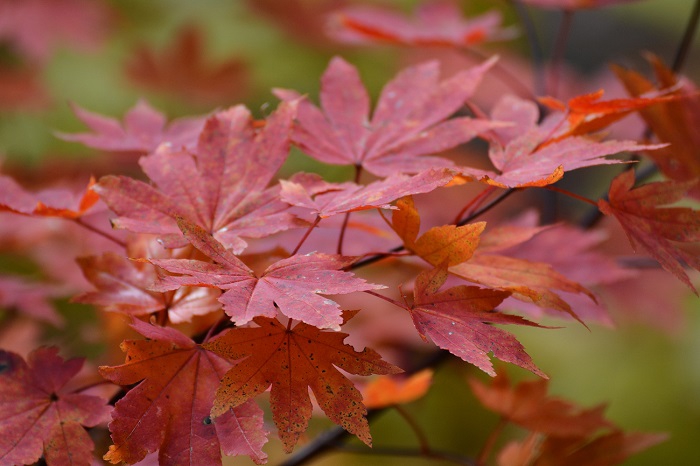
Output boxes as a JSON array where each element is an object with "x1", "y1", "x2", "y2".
[
  {"x1": 469, "y1": 370, "x2": 612, "y2": 436},
  {"x1": 0, "y1": 175, "x2": 99, "y2": 219},
  {"x1": 203, "y1": 311, "x2": 402, "y2": 452},
  {"x1": 126, "y1": 24, "x2": 249, "y2": 106},
  {"x1": 94, "y1": 100, "x2": 300, "y2": 252}
]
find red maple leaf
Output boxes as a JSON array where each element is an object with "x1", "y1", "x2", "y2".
[
  {"x1": 328, "y1": 0, "x2": 515, "y2": 47},
  {"x1": 280, "y1": 169, "x2": 455, "y2": 218},
  {"x1": 613, "y1": 54, "x2": 700, "y2": 198},
  {"x1": 93, "y1": 100, "x2": 301, "y2": 252},
  {"x1": 0, "y1": 175, "x2": 99, "y2": 219},
  {"x1": 203, "y1": 311, "x2": 402, "y2": 452},
  {"x1": 460, "y1": 95, "x2": 661, "y2": 188},
  {"x1": 125, "y1": 24, "x2": 249, "y2": 106},
  {"x1": 99, "y1": 319, "x2": 268, "y2": 465},
  {"x1": 149, "y1": 217, "x2": 384, "y2": 330},
  {"x1": 598, "y1": 169, "x2": 700, "y2": 292},
  {"x1": 405, "y1": 265, "x2": 547, "y2": 377},
  {"x1": 57, "y1": 99, "x2": 206, "y2": 154},
  {"x1": 0, "y1": 347, "x2": 111, "y2": 466},
  {"x1": 274, "y1": 56, "x2": 500, "y2": 176}
]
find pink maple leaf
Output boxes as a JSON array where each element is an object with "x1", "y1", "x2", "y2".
[
  {"x1": 280, "y1": 169, "x2": 455, "y2": 218},
  {"x1": 274, "y1": 56, "x2": 501, "y2": 176}
]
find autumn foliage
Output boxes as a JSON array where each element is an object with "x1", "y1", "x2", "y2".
[{"x1": 1, "y1": 0, "x2": 698, "y2": 465}]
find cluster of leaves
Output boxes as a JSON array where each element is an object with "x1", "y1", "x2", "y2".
[{"x1": 1, "y1": 0, "x2": 699, "y2": 465}]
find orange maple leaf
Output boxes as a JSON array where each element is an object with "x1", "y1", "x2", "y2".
[
  {"x1": 203, "y1": 311, "x2": 402, "y2": 452},
  {"x1": 362, "y1": 369, "x2": 433, "y2": 409}
]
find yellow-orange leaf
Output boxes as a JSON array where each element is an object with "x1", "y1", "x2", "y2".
[{"x1": 362, "y1": 369, "x2": 433, "y2": 409}]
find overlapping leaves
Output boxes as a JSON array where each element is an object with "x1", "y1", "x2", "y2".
[{"x1": 99, "y1": 320, "x2": 268, "y2": 465}]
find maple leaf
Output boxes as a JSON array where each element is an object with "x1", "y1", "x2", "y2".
[
  {"x1": 539, "y1": 89, "x2": 680, "y2": 140},
  {"x1": 405, "y1": 265, "x2": 547, "y2": 377},
  {"x1": 0, "y1": 175, "x2": 99, "y2": 219},
  {"x1": 612, "y1": 54, "x2": 700, "y2": 198},
  {"x1": 469, "y1": 370, "x2": 612, "y2": 436},
  {"x1": 149, "y1": 217, "x2": 384, "y2": 330},
  {"x1": 280, "y1": 169, "x2": 455, "y2": 219},
  {"x1": 94, "y1": 100, "x2": 300, "y2": 252},
  {"x1": 392, "y1": 197, "x2": 592, "y2": 320},
  {"x1": 274, "y1": 56, "x2": 500, "y2": 176},
  {"x1": 246, "y1": 0, "x2": 347, "y2": 46},
  {"x1": 202, "y1": 311, "x2": 402, "y2": 452},
  {"x1": 460, "y1": 95, "x2": 661, "y2": 188},
  {"x1": 125, "y1": 24, "x2": 249, "y2": 106},
  {"x1": 328, "y1": 0, "x2": 516, "y2": 47},
  {"x1": 0, "y1": 64, "x2": 49, "y2": 110},
  {"x1": 0, "y1": 347, "x2": 111, "y2": 466},
  {"x1": 73, "y1": 237, "x2": 221, "y2": 323},
  {"x1": 598, "y1": 169, "x2": 700, "y2": 292},
  {"x1": 57, "y1": 99, "x2": 206, "y2": 153},
  {"x1": 0, "y1": 0, "x2": 112, "y2": 64},
  {"x1": 99, "y1": 319, "x2": 268, "y2": 465},
  {"x1": 0, "y1": 275, "x2": 63, "y2": 326},
  {"x1": 391, "y1": 195, "x2": 485, "y2": 267},
  {"x1": 362, "y1": 369, "x2": 433, "y2": 409}
]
